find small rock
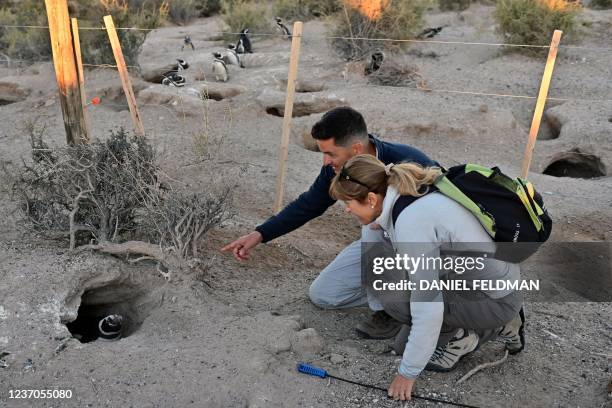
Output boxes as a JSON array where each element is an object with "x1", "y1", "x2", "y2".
[
  {"x1": 23, "y1": 358, "x2": 34, "y2": 372},
  {"x1": 479, "y1": 104, "x2": 488, "y2": 113},
  {"x1": 256, "y1": 89, "x2": 346, "y2": 118},
  {"x1": 291, "y1": 328, "x2": 325, "y2": 358},
  {"x1": 329, "y1": 353, "x2": 345, "y2": 364},
  {"x1": 277, "y1": 77, "x2": 328, "y2": 93},
  {"x1": 0, "y1": 79, "x2": 30, "y2": 104},
  {"x1": 138, "y1": 85, "x2": 205, "y2": 117},
  {"x1": 196, "y1": 83, "x2": 246, "y2": 101}
]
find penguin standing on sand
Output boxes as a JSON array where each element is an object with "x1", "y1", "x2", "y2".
[
  {"x1": 236, "y1": 28, "x2": 252, "y2": 54},
  {"x1": 212, "y1": 52, "x2": 229, "y2": 82},
  {"x1": 224, "y1": 44, "x2": 244, "y2": 68},
  {"x1": 181, "y1": 35, "x2": 195, "y2": 51},
  {"x1": 275, "y1": 17, "x2": 291, "y2": 39}
]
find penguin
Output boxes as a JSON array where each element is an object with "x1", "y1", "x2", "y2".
[
  {"x1": 161, "y1": 73, "x2": 186, "y2": 87},
  {"x1": 236, "y1": 28, "x2": 252, "y2": 54},
  {"x1": 181, "y1": 35, "x2": 195, "y2": 51},
  {"x1": 275, "y1": 17, "x2": 291, "y2": 39},
  {"x1": 417, "y1": 26, "x2": 443, "y2": 39},
  {"x1": 212, "y1": 52, "x2": 229, "y2": 82},
  {"x1": 158, "y1": 58, "x2": 189, "y2": 82},
  {"x1": 176, "y1": 58, "x2": 189, "y2": 71},
  {"x1": 364, "y1": 51, "x2": 385, "y2": 75},
  {"x1": 223, "y1": 44, "x2": 244, "y2": 68},
  {"x1": 145, "y1": 58, "x2": 189, "y2": 84},
  {"x1": 98, "y1": 314, "x2": 123, "y2": 341}
]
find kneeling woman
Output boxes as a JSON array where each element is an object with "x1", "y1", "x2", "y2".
[{"x1": 330, "y1": 154, "x2": 524, "y2": 401}]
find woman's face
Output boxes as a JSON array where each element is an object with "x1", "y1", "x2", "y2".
[{"x1": 343, "y1": 193, "x2": 383, "y2": 225}]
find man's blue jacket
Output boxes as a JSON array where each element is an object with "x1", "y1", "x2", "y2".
[{"x1": 255, "y1": 135, "x2": 435, "y2": 243}]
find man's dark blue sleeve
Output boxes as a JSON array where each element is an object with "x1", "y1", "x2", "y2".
[{"x1": 255, "y1": 166, "x2": 335, "y2": 243}]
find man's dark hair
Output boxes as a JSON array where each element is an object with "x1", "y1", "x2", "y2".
[{"x1": 311, "y1": 107, "x2": 368, "y2": 146}]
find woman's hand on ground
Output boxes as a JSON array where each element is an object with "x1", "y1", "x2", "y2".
[
  {"x1": 221, "y1": 231, "x2": 263, "y2": 261},
  {"x1": 388, "y1": 374, "x2": 415, "y2": 401}
]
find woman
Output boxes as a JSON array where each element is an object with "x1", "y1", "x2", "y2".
[{"x1": 329, "y1": 154, "x2": 524, "y2": 401}]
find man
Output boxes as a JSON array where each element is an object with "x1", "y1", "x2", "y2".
[{"x1": 221, "y1": 107, "x2": 436, "y2": 339}]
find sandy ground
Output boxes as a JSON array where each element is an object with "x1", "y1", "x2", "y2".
[{"x1": 1, "y1": 4, "x2": 611, "y2": 408}]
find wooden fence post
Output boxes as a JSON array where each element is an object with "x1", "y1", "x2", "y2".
[
  {"x1": 70, "y1": 17, "x2": 90, "y2": 143},
  {"x1": 520, "y1": 30, "x2": 562, "y2": 179},
  {"x1": 103, "y1": 15, "x2": 145, "y2": 137},
  {"x1": 44, "y1": 0, "x2": 89, "y2": 144},
  {"x1": 274, "y1": 22, "x2": 303, "y2": 214}
]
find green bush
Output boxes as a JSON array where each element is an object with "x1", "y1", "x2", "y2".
[
  {"x1": 80, "y1": 0, "x2": 164, "y2": 67},
  {"x1": 166, "y1": 0, "x2": 198, "y2": 24},
  {"x1": 273, "y1": 0, "x2": 340, "y2": 20},
  {"x1": 220, "y1": 0, "x2": 270, "y2": 33},
  {"x1": 0, "y1": 0, "x2": 164, "y2": 67},
  {"x1": 0, "y1": 0, "x2": 51, "y2": 61},
  {"x1": 589, "y1": 0, "x2": 611, "y2": 8},
  {"x1": 330, "y1": 0, "x2": 431, "y2": 60},
  {"x1": 438, "y1": 0, "x2": 471, "y2": 11},
  {"x1": 495, "y1": 0, "x2": 580, "y2": 51},
  {"x1": 194, "y1": 0, "x2": 222, "y2": 16}
]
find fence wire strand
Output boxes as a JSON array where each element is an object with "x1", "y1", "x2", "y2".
[
  {"x1": 2, "y1": 23, "x2": 612, "y2": 52},
  {"x1": 1, "y1": 24, "x2": 611, "y2": 103}
]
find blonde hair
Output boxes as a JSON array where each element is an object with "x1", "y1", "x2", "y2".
[{"x1": 329, "y1": 154, "x2": 441, "y2": 201}]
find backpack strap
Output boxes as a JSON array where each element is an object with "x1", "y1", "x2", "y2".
[{"x1": 391, "y1": 186, "x2": 437, "y2": 226}]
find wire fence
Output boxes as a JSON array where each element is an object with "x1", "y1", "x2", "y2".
[
  {"x1": 2, "y1": 23, "x2": 612, "y2": 52},
  {"x1": 1, "y1": 22, "x2": 611, "y2": 110}
]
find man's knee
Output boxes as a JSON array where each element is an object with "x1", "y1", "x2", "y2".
[{"x1": 308, "y1": 280, "x2": 338, "y2": 309}]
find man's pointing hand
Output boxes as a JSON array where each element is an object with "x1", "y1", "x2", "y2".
[{"x1": 221, "y1": 231, "x2": 263, "y2": 261}]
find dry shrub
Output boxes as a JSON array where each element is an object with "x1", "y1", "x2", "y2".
[
  {"x1": 7, "y1": 126, "x2": 233, "y2": 274},
  {"x1": 368, "y1": 61, "x2": 425, "y2": 88},
  {"x1": 438, "y1": 0, "x2": 471, "y2": 11},
  {"x1": 495, "y1": 0, "x2": 580, "y2": 52},
  {"x1": 589, "y1": 0, "x2": 611, "y2": 8},
  {"x1": 220, "y1": 0, "x2": 270, "y2": 34},
  {"x1": 273, "y1": 0, "x2": 340, "y2": 20},
  {"x1": 330, "y1": 0, "x2": 432, "y2": 60}
]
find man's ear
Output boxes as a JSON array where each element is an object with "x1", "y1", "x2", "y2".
[{"x1": 351, "y1": 140, "x2": 365, "y2": 155}]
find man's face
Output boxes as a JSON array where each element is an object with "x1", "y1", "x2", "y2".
[{"x1": 317, "y1": 138, "x2": 360, "y2": 173}]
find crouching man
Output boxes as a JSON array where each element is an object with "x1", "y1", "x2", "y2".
[{"x1": 222, "y1": 107, "x2": 436, "y2": 340}]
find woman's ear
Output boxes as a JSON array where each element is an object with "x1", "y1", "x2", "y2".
[{"x1": 367, "y1": 192, "x2": 378, "y2": 208}]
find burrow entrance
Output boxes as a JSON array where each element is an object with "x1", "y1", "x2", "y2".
[
  {"x1": 543, "y1": 149, "x2": 607, "y2": 179},
  {"x1": 65, "y1": 281, "x2": 161, "y2": 343}
]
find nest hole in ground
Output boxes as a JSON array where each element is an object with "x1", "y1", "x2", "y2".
[
  {"x1": 537, "y1": 116, "x2": 561, "y2": 140},
  {"x1": 65, "y1": 281, "x2": 159, "y2": 343},
  {"x1": 543, "y1": 149, "x2": 606, "y2": 179},
  {"x1": 266, "y1": 107, "x2": 286, "y2": 117},
  {"x1": 265, "y1": 106, "x2": 327, "y2": 118}
]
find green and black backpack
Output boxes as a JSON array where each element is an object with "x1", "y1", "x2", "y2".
[{"x1": 392, "y1": 164, "x2": 552, "y2": 262}]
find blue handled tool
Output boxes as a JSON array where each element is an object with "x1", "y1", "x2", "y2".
[{"x1": 297, "y1": 362, "x2": 479, "y2": 408}]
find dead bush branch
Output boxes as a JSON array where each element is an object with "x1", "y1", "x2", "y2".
[{"x1": 7, "y1": 127, "x2": 234, "y2": 275}]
